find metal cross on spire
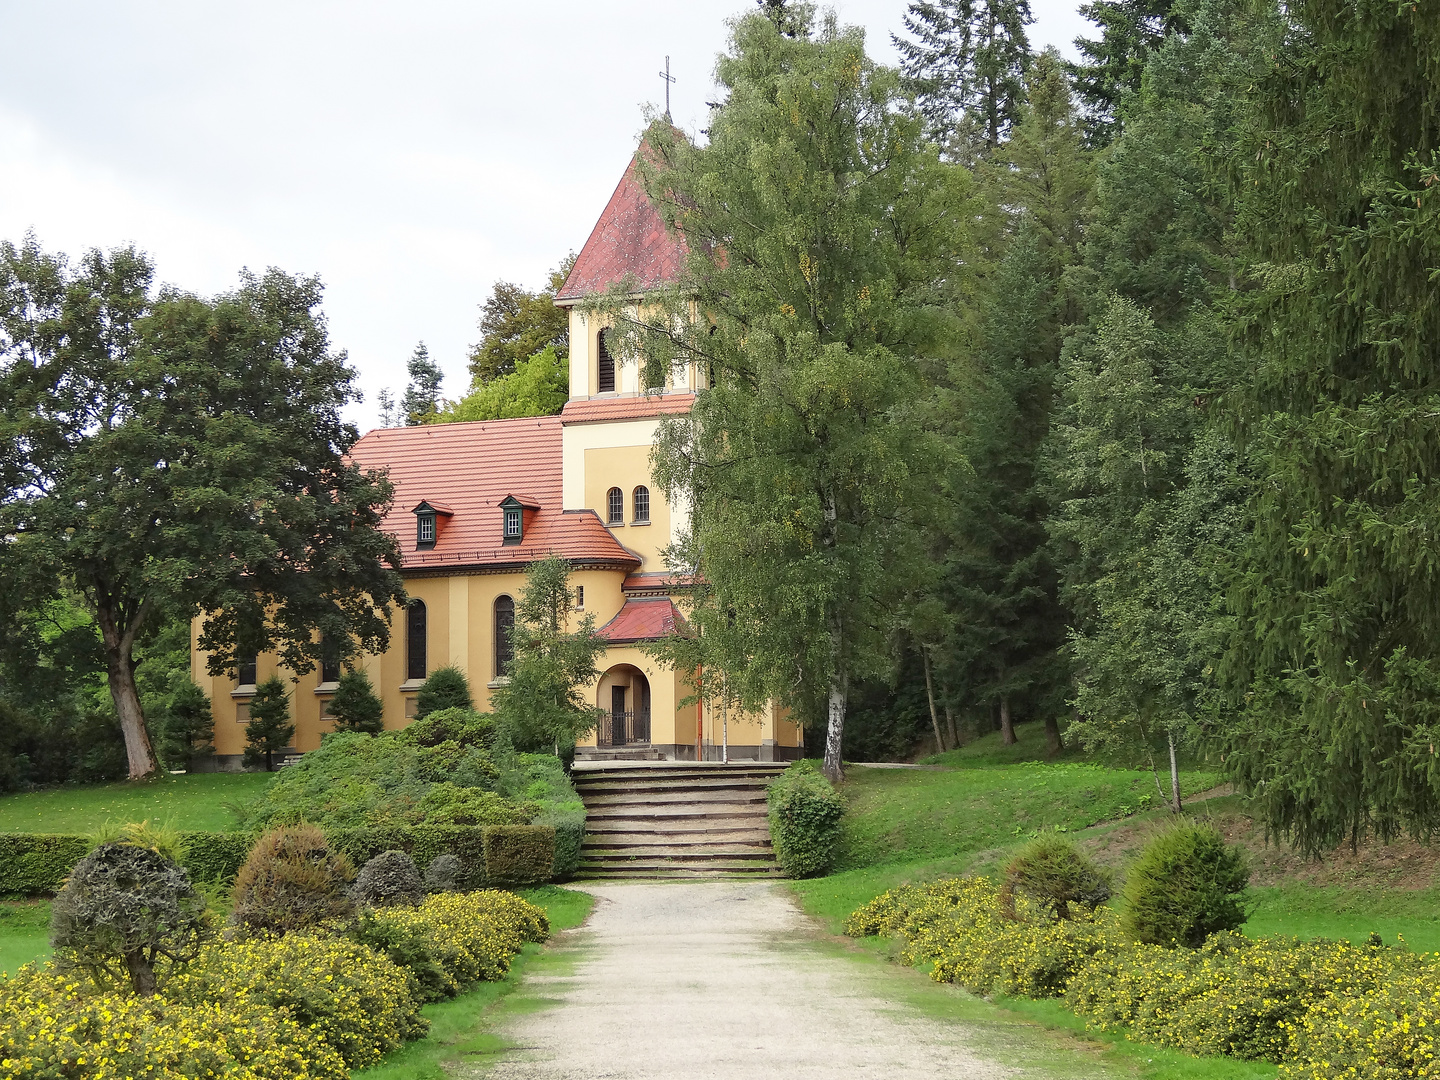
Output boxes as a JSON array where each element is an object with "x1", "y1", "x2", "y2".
[{"x1": 658, "y1": 55, "x2": 677, "y2": 120}]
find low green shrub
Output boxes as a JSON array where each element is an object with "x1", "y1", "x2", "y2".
[
  {"x1": 354, "y1": 850, "x2": 425, "y2": 908},
  {"x1": 424, "y1": 853, "x2": 462, "y2": 891},
  {"x1": 398, "y1": 706, "x2": 496, "y2": 748},
  {"x1": 327, "y1": 823, "x2": 490, "y2": 890},
  {"x1": 51, "y1": 841, "x2": 211, "y2": 995},
  {"x1": 482, "y1": 824, "x2": 556, "y2": 885},
  {"x1": 0, "y1": 834, "x2": 91, "y2": 897},
  {"x1": 352, "y1": 889, "x2": 549, "y2": 1001},
  {"x1": 177, "y1": 831, "x2": 255, "y2": 885},
  {"x1": 767, "y1": 761, "x2": 844, "y2": 878},
  {"x1": 231, "y1": 825, "x2": 356, "y2": 935},
  {"x1": 0, "y1": 966, "x2": 346, "y2": 1079},
  {"x1": 999, "y1": 835, "x2": 1112, "y2": 921},
  {"x1": 1123, "y1": 822, "x2": 1249, "y2": 947},
  {"x1": 503, "y1": 752, "x2": 586, "y2": 879},
  {"x1": 170, "y1": 932, "x2": 426, "y2": 1069},
  {"x1": 1281, "y1": 963, "x2": 1440, "y2": 1079}
]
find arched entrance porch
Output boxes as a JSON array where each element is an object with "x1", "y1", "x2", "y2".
[{"x1": 596, "y1": 664, "x2": 651, "y2": 747}]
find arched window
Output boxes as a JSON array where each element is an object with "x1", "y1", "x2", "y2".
[
  {"x1": 494, "y1": 595, "x2": 515, "y2": 678},
  {"x1": 597, "y1": 328, "x2": 615, "y2": 393},
  {"x1": 633, "y1": 486, "x2": 650, "y2": 523},
  {"x1": 606, "y1": 487, "x2": 624, "y2": 524},
  {"x1": 406, "y1": 601, "x2": 427, "y2": 682}
]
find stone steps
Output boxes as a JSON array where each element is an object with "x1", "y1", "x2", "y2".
[{"x1": 572, "y1": 763, "x2": 785, "y2": 880}]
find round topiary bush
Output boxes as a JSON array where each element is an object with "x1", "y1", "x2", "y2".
[
  {"x1": 766, "y1": 761, "x2": 845, "y2": 878},
  {"x1": 999, "y1": 835, "x2": 1113, "y2": 921},
  {"x1": 231, "y1": 824, "x2": 356, "y2": 935},
  {"x1": 51, "y1": 840, "x2": 211, "y2": 995},
  {"x1": 1122, "y1": 822, "x2": 1249, "y2": 947},
  {"x1": 354, "y1": 850, "x2": 425, "y2": 908},
  {"x1": 424, "y1": 854, "x2": 462, "y2": 892}
]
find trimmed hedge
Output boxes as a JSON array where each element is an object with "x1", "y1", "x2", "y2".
[
  {"x1": 482, "y1": 825, "x2": 556, "y2": 885},
  {"x1": 0, "y1": 832, "x2": 252, "y2": 897},
  {"x1": 766, "y1": 760, "x2": 845, "y2": 878},
  {"x1": 0, "y1": 834, "x2": 90, "y2": 897}
]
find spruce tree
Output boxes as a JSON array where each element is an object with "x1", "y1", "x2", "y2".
[
  {"x1": 401, "y1": 342, "x2": 443, "y2": 424},
  {"x1": 243, "y1": 676, "x2": 294, "y2": 772},
  {"x1": 326, "y1": 669, "x2": 384, "y2": 734},
  {"x1": 894, "y1": 0, "x2": 1034, "y2": 156},
  {"x1": 1070, "y1": 0, "x2": 1181, "y2": 144},
  {"x1": 1220, "y1": 1, "x2": 1440, "y2": 852}
]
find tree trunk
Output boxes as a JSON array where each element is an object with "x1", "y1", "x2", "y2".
[
  {"x1": 1168, "y1": 731, "x2": 1183, "y2": 813},
  {"x1": 1000, "y1": 695, "x2": 1016, "y2": 746},
  {"x1": 921, "y1": 647, "x2": 946, "y2": 754},
  {"x1": 823, "y1": 671, "x2": 847, "y2": 784},
  {"x1": 125, "y1": 950, "x2": 157, "y2": 996},
  {"x1": 1044, "y1": 715, "x2": 1064, "y2": 757},
  {"x1": 944, "y1": 703, "x2": 960, "y2": 750},
  {"x1": 96, "y1": 597, "x2": 159, "y2": 781}
]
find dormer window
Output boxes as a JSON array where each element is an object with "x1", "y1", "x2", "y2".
[
  {"x1": 499, "y1": 494, "x2": 536, "y2": 545},
  {"x1": 410, "y1": 500, "x2": 452, "y2": 550}
]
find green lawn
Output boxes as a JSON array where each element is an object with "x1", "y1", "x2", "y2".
[
  {"x1": 0, "y1": 900, "x2": 50, "y2": 976},
  {"x1": 353, "y1": 886, "x2": 595, "y2": 1080},
  {"x1": 837, "y1": 758, "x2": 1218, "y2": 871},
  {"x1": 0, "y1": 772, "x2": 273, "y2": 834}
]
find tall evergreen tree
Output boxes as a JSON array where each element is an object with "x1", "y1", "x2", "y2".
[
  {"x1": 401, "y1": 342, "x2": 443, "y2": 424},
  {"x1": 243, "y1": 676, "x2": 294, "y2": 772},
  {"x1": 604, "y1": 10, "x2": 974, "y2": 781},
  {"x1": 1070, "y1": 0, "x2": 1183, "y2": 144},
  {"x1": 894, "y1": 0, "x2": 1034, "y2": 157},
  {"x1": 1220, "y1": 0, "x2": 1440, "y2": 852}
]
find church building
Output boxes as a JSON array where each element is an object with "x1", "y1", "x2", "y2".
[{"x1": 195, "y1": 143, "x2": 805, "y2": 767}]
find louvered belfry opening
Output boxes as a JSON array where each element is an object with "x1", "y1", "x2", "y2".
[{"x1": 597, "y1": 328, "x2": 616, "y2": 393}]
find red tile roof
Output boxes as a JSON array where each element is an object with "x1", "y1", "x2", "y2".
[
  {"x1": 623, "y1": 572, "x2": 696, "y2": 594},
  {"x1": 597, "y1": 598, "x2": 687, "y2": 644},
  {"x1": 349, "y1": 418, "x2": 638, "y2": 572},
  {"x1": 560, "y1": 392, "x2": 695, "y2": 425},
  {"x1": 554, "y1": 149, "x2": 686, "y2": 303}
]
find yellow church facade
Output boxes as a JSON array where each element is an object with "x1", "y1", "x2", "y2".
[{"x1": 193, "y1": 145, "x2": 805, "y2": 767}]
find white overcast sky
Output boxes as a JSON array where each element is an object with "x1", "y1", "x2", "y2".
[{"x1": 0, "y1": 1, "x2": 1089, "y2": 430}]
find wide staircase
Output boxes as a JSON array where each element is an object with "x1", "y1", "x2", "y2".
[{"x1": 572, "y1": 762, "x2": 789, "y2": 879}]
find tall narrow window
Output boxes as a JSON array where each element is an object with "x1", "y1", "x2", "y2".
[
  {"x1": 494, "y1": 595, "x2": 515, "y2": 678},
  {"x1": 597, "y1": 328, "x2": 615, "y2": 393},
  {"x1": 633, "y1": 486, "x2": 650, "y2": 523},
  {"x1": 238, "y1": 655, "x2": 258, "y2": 687},
  {"x1": 406, "y1": 601, "x2": 427, "y2": 682},
  {"x1": 320, "y1": 642, "x2": 341, "y2": 685},
  {"x1": 606, "y1": 487, "x2": 624, "y2": 524},
  {"x1": 417, "y1": 513, "x2": 435, "y2": 546},
  {"x1": 504, "y1": 507, "x2": 521, "y2": 538}
]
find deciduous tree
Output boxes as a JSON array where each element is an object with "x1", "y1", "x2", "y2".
[
  {"x1": 0, "y1": 239, "x2": 406, "y2": 779},
  {"x1": 467, "y1": 257, "x2": 573, "y2": 385}
]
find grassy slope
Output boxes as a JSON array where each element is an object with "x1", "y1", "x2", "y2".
[
  {"x1": 353, "y1": 886, "x2": 595, "y2": 1080},
  {"x1": 0, "y1": 773, "x2": 273, "y2": 833}
]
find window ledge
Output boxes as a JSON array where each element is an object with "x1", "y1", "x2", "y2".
[
  {"x1": 607, "y1": 521, "x2": 625, "y2": 528},
  {"x1": 399, "y1": 679, "x2": 425, "y2": 692},
  {"x1": 487, "y1": 677, "x2": 511, "y2": 689},
  {"x1": 629, "y1": 520, "x2": 651, "y2": 527},
  {"x1": 314, "y1": 682, "x2": 339, "y2": 695},
  {"x1": 231, "y1": 685, "x2": 257, "y2": 699}
]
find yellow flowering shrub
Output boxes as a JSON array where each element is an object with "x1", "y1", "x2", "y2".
[
  {"x1": 168, "y1": 933, "x2": 426, "y2": 1069},
  {"x1": 0, "y1": 965, "x2": 345, "y2": 1079},
  {"x1": 850, "y1": 877, "x2": 1440, "y2": 1078},
  {"x1": 1280, "y1": 967, "x2": 1440, "y2": 1079},
  {"x1": 359, "y1": 889, "x2": 550, "y2": 998}
]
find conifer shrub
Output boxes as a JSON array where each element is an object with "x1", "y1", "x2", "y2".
[
  {"x1": 766, "y1": 760, "x2": 845, "y2": 878},
  {"x1": 243, "y1": 676, "x2": 295, "y2": 772},
  {"x1": 354, "y1": 849, "x2": 425, "y2": 908},
  {"x1": 398, "y1": 705, "x2": 495, "y2": 748},
  {"x1": 415, "y1": 666, "x2": 473, "y2": 718},
  {"x1": 50, "y1": 840, "x2": 212, "y2": 996},
  {"x1": 424, "y1": 853, "x2": 462, "y2": 892},
  {"x1": 231, "y1": 825, "x2": 356, "y2": 935},
  {"x1": 482, "y1": 824, "x2": 556, "y2": 885},
  {"x1": 326, "y1": 669, "x2": 385, "y2": 734},
  {"x1": 1122, "y1": 822, "x2": 1249, "y2": 947},
  {"x1": 999, "y1": 835, "x2": 1112, "y2": 921}
]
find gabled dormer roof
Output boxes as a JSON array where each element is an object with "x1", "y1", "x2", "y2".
[{"x1": 554, "y1": 140, "x2": 687, "y2": 305}]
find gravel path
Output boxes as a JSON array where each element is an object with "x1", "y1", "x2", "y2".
[{"x1": 475, "y1": 880, "x2": 1015, "y2": 1080}]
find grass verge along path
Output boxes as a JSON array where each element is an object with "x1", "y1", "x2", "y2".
[
  {"x1": 0, "y1": 773, "x2": 273, "y2": 833},
  {"x1": 353, "y1": 886, "x2": 595, "y2": 1080}
]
